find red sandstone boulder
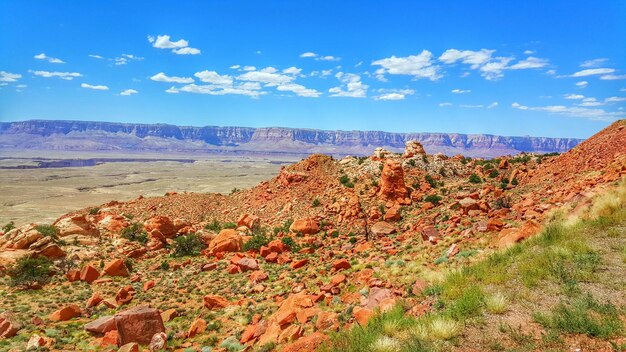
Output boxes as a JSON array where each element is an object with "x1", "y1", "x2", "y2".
[
  {"x1": 85, "y1": 315, "x2": 116, "y2": 334},
  {"x1": 49, "y1": 304, "x2": 82, "y2": 322},
  {"x1": 80, "y1": 265, "x2": 100, "y2": 283},
  {"x1": 186, "y1": 318, "x2": 206, "y2": 338},
  {"x1": 332, "y1": 259, "x2": 351, "y2": 271},
  {"x1": 114, "y1": 306, "x2": 165, "y2": 346},
  {"x1": 54, "y1": 214, "x2": 99, "y2": 237},
  {"x1": 379, "y1": 159, "x2": 409, "y2": 203},
  {"x1": 237, "y1": 214, "x2": 261, "y2": 230},
  {"x1": 0, "y1": 312, "x2": 21, "y2": 338},
  {"x1": 207, "y1": 229, "x2": 243, "y2": 255},
  {"x1": 282, "y1": 332, "x2": 329, "y2": 352},
  {"x1": 370, "y1": 221, "x2": 396, "y2": 237},
  {"x1": 203, "y1": 295, "x2": 230, "y2": 310},
  {"x1": 143, "y1": 216, "x2": 177, "y2": 238},
  {"x1": 289, "y1": 219, "x2": 319, "y2": 235},
  {"x1": 103, "y1": 259, "x2": 129, "y2": 277}
]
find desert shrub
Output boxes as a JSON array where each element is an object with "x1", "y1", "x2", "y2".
[
  {"x1": 312, "y1": 198, "x2": 321, "y2": 207},
  {"x1": 120, "y1": 223, "x2": 148, "y2": 244},
  {"x1": 7, "y1": 256, "x2": 53, "y2": 289},
  {"x1": 160, "y1": 260, "x2": 170, "y2": 270},
  {"x1": 510, "y1": 155, "x2": 531, "y2": 164},
  {"x1": 511, "y1": 178, "x2": 519, "y2": 186},
  {"x1": 424, "y1": 195, "x2": 442, "y2": 205},
  {"x1": 273, "y1": 219, "x2": 293, "y2": 235},
  {"x1": 204, "y1": 219, "x2": 222, "y2": 232},
  {"x1": 494, "y1": 197, "x2": 511, "y2": 209},
  {"x1": 2, "y1": 221, "x2": 15, "y2": 233},
  {"x1": 468, "y1": 174, "x2": 482, "y2": 184},
  {"x1": 281, "y1": 237, "x2": 301, "y2": 252},
  {"x1": 222, "y1": 222, "x2": 237, "y2": 229},
  {"x1": 88, "y1": 207, "x2": 100, "y2": 215},
  {"x1": 407, "y1": 159, "x2": 416, "y2": 167},
  {"x1": 424, "y1": 174, "x2": 437, "y2": 188},
  {"x1": 489, "y1": 170, "x2": 499, "y2": 178},
  {"x1": 339, "y1": 174, "x2": 354, "y2": 188},
  {"x1": 172, "y1": 233, "x2": 205, "y2": 257},
  {"x1": 35, "y1": 224, "x2": 59, "y2": 240},
  {"x1": 243, "y1": 229, "x2": 270, "y2": 251}
]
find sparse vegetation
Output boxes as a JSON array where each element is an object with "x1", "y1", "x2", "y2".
[
  {"x1": 3, "y1": 221, "x2": 16, "y2": 233},
  {"x1": 7, "y1": 256, "x2": 53, "y2": 289},
  {"x1": 35, "y1": 224, "x2": 59, "y2": 240},
  {"x1": 468, "y1": 173, "x2": 482, "y2": 183},
  {"x1": 243, "y1": 228, "x2": 271, "y2": 251},
  {"x1": 339, "y1": 174, "x2": 355, "y2": 188},
  {"x1": 423, "y1": 195, "x2": 442, "y2": 205},
  {"x1": 120, "y1": 222, "x2": 148, "y2": 244},
  {"x1": 172, "y1": 233, "x2": 205, "y2": 257},
  {"x1": 312, "y1": 198, "x2": 321, "y2": 207}
]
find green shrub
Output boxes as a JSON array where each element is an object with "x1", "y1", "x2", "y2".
[
  {"x1": 281, "y1": 237, "x2": 301, "y2": 252},
  {"x1": 204, "y1": 219, "x2": 222, "y2": 232},
  {"x1": 339, "y1": 174, "x2": 354, "y2": 188},
  {"x1": 424, "y1": 175, "x2": 437, "y2": 188},
  {"x1": 312, "y1": 198, "x2": 321, "y2": 207},
  {"x1": 243, "y1": 230, "x2": 270, "y2": 251},
  {"x1": 88, "y1": 207, "x2": 100, "y2": 215},
  {"x1": 35, "y1": 224, "x2": 59, "y2": 240},
  {"x1": 7, "y1": 256, "x2": 53, "y2": 289},
  {"x1": 424, "y1": 195, "x2": 442, "y2": 205},
  {"x1": 172, "y1": 233, "x2": 205, "y2": 257},
  {"x1": 2, "y1": 221, "x2": 15, "y2": 233},
  {"x1": 120, "y1": 223, "x2": 148, "y2": 244},
  {"x1": 273, "y1": 219, "x2": 293, "y2": 235},
  {"x1": 469, "y1": 174, "x2": 482, "y2": 184},
  {"x1": 160, "y1": 260, "x2": 170, "y2": 270},
  {"x1": 489, "y1": 170, "x2": 499, "y2": 178},
  {"x1": 511, "y1": 178, "x2": 519, "y2": 186}
]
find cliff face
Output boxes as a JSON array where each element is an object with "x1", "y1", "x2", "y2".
[{"x1": 0, "y1": 120, "x2": 582, "y2": 157}]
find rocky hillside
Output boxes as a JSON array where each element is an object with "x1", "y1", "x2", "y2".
[
  {"x1": 0, "y1": 121, "x2": 624, "y2": 352},
  {"x1": 0, "y1": 120, "x2": 582, "y2": 157}
]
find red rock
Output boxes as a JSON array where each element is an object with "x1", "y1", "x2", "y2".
[
  {"x1": 54, "y1": 214, "x2": 99, "y2": 237},
  {"x1": 237, "y1": 214, "x2": 260, "y2": 230},
  {"x1": 160, "y1": 309, "x2": 178, "y2": 322},
  {"x1": 85, "y1": 315, "x2": 116, "y2": 334},
  {"x1": 240, "y1": 323, "x2": 257, "y2": 343},
  {"x1": 282, "y1": 332, "x2": 329, "y2": 352},
  {"x1": 143, "y1": 280, "x2": 155, "y2": 291},
  {"x1": 118, "y1": 342, "x2": 139, "y2": 352},
  {"x1": 203, "y1": 295, "x2": 230, "y2": 310},
  {"x1": 277, "y1": 253, "x2": 292, "y2": 264},
  {"x1": 103, "y1": 259, "x2": 129, "y2": 277},
  {"x1": 201, "y1": 262, "x2": 217, "y2": 271},
  {"x1": 66, "y1": 269, "x2": 80, "y2": 282},
  {"x1": 290, "y1": 219, "x2": 320, "y2": 235},
  {"x1": 227, "y1": 264, "x2": 241, "y2": 274},
  {"x1": 379, "y1": 159, "x2": 409, "y2": 202},
  {"x1": 0, "y1": 312, "x2": 21, "y2": 338},
  {"x1": 250, "y1": 270, "x2": 269, "y2": 284},
  {"x1": 144, "y1": 216, "x2": 177, "y2": 238},
  {"x1": 331, "y1": 274, "x2": 347, "y2": 286},
  {"x1": 290, "y1": 258, "x2": 308, "y2": 269},
  {"x1": 384, "y1": 204, "x2": 402, "y2": 221},
  {"x1": 114, "y1": 306, "x2": 165, "y2": 346},
  {"x1": 186, "y1": 318, "x2": 206, "y2": 338},
  {"x1": 315, "y1": 311, "x2": 339, "y2": 331},
  {"x1": 26, "y1": 334, "x2": 49, "y2": 350},
  {"x1": 364, "y1": 288, "x2": 395, "y2": 311},
  {"x1": 278, "y1": 324, "x2": 303, "y2": 343},
  {"x1": 265, "y1": 252, "x2": 279, "y2": 263},
  {"x1": 370, "y1": 221, "x2": 396, "y2": 237},
  {"x1": 353, "y1": 307, "x2": 374, "y2": 326},
  {"x1": 498, "y1": 159, "x2": 510, "y2": 169},
  {"x1": 80, "y1": 265, "x2": 100, "y2": 283},
  {"x1": 206, "y1": 229, "x2": 243, "y2": 255},
  {"x1": 403, "y1": 140, "x2": 426, "y2": 158},
  {"x1": 332, "y1": 259, "x2": 351, "y2": 271},
  {"x1": 237, "y1": 257, "x2": 259, "y2": 271},
  {"x1": 87, "y1": 292, "x2": 103, "y2": 308},
  {"x1": 99, "y1": 330, "x2": 119, "y2": 348},
  {"x1": 268, "y1": 239, "x2": 286, "y2": 253},
  {"x1": 49, "y1": 304, "x2": 81, "y2": 322},
  {"x1": 149, "y1": 332, "x2": 167, "y2": 350},
  {"x1": 115, "y1": 286, "x2": 136, "y2": 305},
  {"x1": 411, "y1": 280, "x2": 428, "y2": 296}
]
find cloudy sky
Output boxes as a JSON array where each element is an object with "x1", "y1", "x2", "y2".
[{"x1": 0, "y1": 1, "x2": 625, "y2": 138}]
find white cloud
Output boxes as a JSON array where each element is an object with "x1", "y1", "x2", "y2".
[
  {"x1": 578, "y1": 97, "x2": 603, "y2": 107},
  {"x1": 564, "y1": 94, "x2": 585, "y2": 100},
  {"x1": 89, "y1": 54, "x2": 105, "y2": 59},
  {"x1": 580, "y1": 58, "x2": 608, "y2": 68},
  {"x1": 487, "y1": 102, "x2": 498, "y2": 108},
  {"x1": 600, "y1": 74, "x2": 626, "y2": 80},
  {"x1": 34, "y1": 53, "x2": 65, "y2": 64},
  {"x1": 300, "y1": 52, "x2": 318, "y2": 58},
  {"x1": 318, "y1": 55, "x2": 340, "y2": 61},
  {"x1": 374, "y1": 89, "x2": 415, "y2": 101},
  {"x1": 479, "y1": 56, "x2": 513, "y2": 80},
  {"x1": 439, "y1": 102, "x2": 452, "y2": 107},
  {"x1": 282, "y1": 66, "x2": 302, "y2": 75},
  {"x1": 237, "y1": 67, "x2": 294, "y2": 86},
  {"x1": 194, "y1": 70, "x2": 233, "y2": 86},
  {"x1": 0, "y1": 71, "x2": 22, "y2": 82},
  {"x1": 372, "y1": 50, "x2": 441, "y2": 81},
  {"x1": 511, "y1": 102, "x2": 624, "y2": 121},
  {"x1": 172, "y1": 47, "x2": 201, "y2": 55},
  {"x1": 509, "y1": 56, "x2": 549, "y2": 70},
  {"x1": 276, "y1": 83, "x2": 321, "y2": 97},
  {"x1": 150, "y1": 72, "x2": 194, "y2": 84},
  {"x1": 243, "y1": 66, "x2": 256, "y2": 71},
  {"x1": 29, "y1": 70, "x2": 82, "y2": 80},
  {"x1": 451, "y1": 88, "x2": 470, "y2": 94},
  {"x1": 329, "y1": 72, "x2": 368, "y2": 98},
  {"x1": 148, "y1": 34, "x2": 200, "y2": 55},
  {"x1": 230, "y1": 65, "x2": 241, "y2": 69},
  {"x1": 576, "y1": 81, "x2": 588, "y2": 88},
  {"x1": 605, "y1": 96, "x2": 626, "y2": 103},
  {"x1": 546, "y1": 69, "x2": 557, "y2": 75},
  {"x1": 571, "y1": 68, "x2": 615, "y2": 77},
  {"x1": 120, "y1": 89, "x2": 138, "y2": 96},
  {"x1": 439, "y1": 49, "x2": 494, "y2": 68},
  {"x1": 165, "y1": 87, "x2": 179, "y2": 94},
  {"x1": 171, "y1": 83, "x2": 265, "y2": 98},
  {"x1": 81, "y1": 83, "x2": 109, "y2": 90},
  {"x1": 460, "y1": 104, "x2": 484, "y2": 108},
  {"x1": 523, "y1": 50, "x2": 535, "y2": 55},
  {"x1": 114, "y1": 54, "x2": 144, "y2": 65}
]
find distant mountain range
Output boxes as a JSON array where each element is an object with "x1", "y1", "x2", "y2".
[{"x1": 0, "y1": 120, "x2": 583, "y2": 157}]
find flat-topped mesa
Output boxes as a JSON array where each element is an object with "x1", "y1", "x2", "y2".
[{"x1": 403, "y1": 140, "x2": 426, "y2": 158}]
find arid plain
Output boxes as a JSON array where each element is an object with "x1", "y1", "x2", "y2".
[{"x1": 0, "y1": 151, "x2": 295, "y2": 226}]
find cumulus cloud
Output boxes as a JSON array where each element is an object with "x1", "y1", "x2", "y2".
[
  {"x1": 523, "y1": 50, "x2": 535, "y2": 55},
  {"x1": 511, "y1": 102, "x2": 624, "y2": 121},
  {"x1": 571, "y1": 68, "x2": 615, "y2": 77},
  {"x1": 564, "y1": 94, "x2": 585, "y2": 100},
  {"x1": 580, "y1": 58, "x2": 608, "y2": 68},
  {"x1": 577, "y1": 97, "x2": 603, "y2": 107},
  {"x1": 120, "y1": 89, "x2": 138, "y2": 96},
  {"x1": 329, "y1": 72, "x2": 368, "y2": 98},
  {"x1": 576, "y1": 81, "x2": 588, "y2": 88},
  {"x1": 34, "y1": 53, "x2": 65, "y2": 64},
  {"x1": 150, "y1": 72, "x2": 194, "y2": 84},
  {"x1": 300, "y1": 52, "x2": 318, "y2": 58},
  {"x1": 276, "y1": 83, "x2": 321, "y2": 97},
  {"x1": 194, "y1": 70, "x2": 233, "y2": 87},
  {"x1": 374, "y1": 89, "x2": 415, "y2": 101},
  {"x1": 242, "y1": 66, "x2": 256, "y2": 71},
  {"x1": 451, "y1": 88, "x2": 470, "y2": 94},
  {"x1": 114, "y1": 54, "x2": 144, "y2": 65},
  {"x1": 439, "y1": 102, "x2": 452, "y2": 107},
  {"x1": 148, "y1": 34, "x2": 201, "y2": 55},
  {"x1": 81, "y1": 83, "x2": 109, "y2": 90},
  {"x1": 372, "y1": 50, "x2": 441, "y2": 81},
  {"x1": 299, "y1": 52, "x2": 340, "y2": 61},
  {"x1": 165, "y1": 83, "x2": 265, "y2": 98},
  {"x1": 509, "y1": 56, "x2": 549, "y2": 70},
  {"x1": 439, "y1": 49, "x2": 494, "y2": 68},
  {"x1": 230, "y1": 65, "x2": 241, "y2": 69},
  {"x1": 282, "y1": 67, "x2": 302, "y2": 75},
  {"x1": 439, "y1": 49, "x2": 548, "y2": 80},
  {"x1": 479, "y1": 56, "x2": 513, "y2": 80},
  {"x1": 605, "y1": 96, "x2": 626, "y2": 103},
  {"x1": 0, "y1": 71, "x2": 22, "y2": 82},
  {"x1": 29, "y1": 70, "x2": 82, "y2": 80},
  {"x1": 237, "y1": 67, "x2": 294, "y2": 86}
]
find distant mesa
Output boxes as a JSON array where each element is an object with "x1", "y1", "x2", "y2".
[{"x1": 0, "y1": 120, "x2": 582, "y2": 158}]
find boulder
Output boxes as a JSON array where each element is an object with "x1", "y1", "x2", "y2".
[
  {"x1": 149, "y1": 332, "x2": 167, "y2": 350},
  {"x1": 282, "y1": 332, "x2": 329, "y2": 352},
  {"x1": 206, "y1": 229, "x2": 243, "y2": 255},
  {"x1": 186, "y1": 318, "x2": 206, "y2": 338},
  {"x1": 237, "y1": 214, "x2": 261, "y2": 230},
  {"x1": 0, "y1": 312, "x2": 21, "y2": 338},
  {"x1": 403, "y1": 140, "x2": 426, "y2": 158},
  {"x1": 332, "y1": 259, "x2": 351, "y2": 271},
  {"x1": 49, "y1": 304, "x2": 82, "y2": 322},
  {"x1": 103, "y1": 259, "x2": 129, "y2": 277},
  {"x1": 370, "y1": 221, "x2": 396, "y2": 237},
  {"x1": 54, "y1": 215, "x2": 99, "y2": 237},
  {"x1": 85, "y1": 315, "x2": 116, "y2": 334},
  {"x1": 80, "y1": 265, "x2": 100, "y2": 283},
  {"x1": 289, "y1": 219, "x2": 319, "y2": 235},
  {"x1": 114, "y1": 306, "x2": 165, "y2": 346},
  {"x1": 378, "y1": 159, "x2": 409, "y2": 203},
  {"x1": 203, "y1": 295, "x2": 230, "y2": 310},
  {"x1": 143, "y1": 216, "x2": 177, "y2": 238}
]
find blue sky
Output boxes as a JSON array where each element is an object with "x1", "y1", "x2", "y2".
[{"x1": 0, "y1": 1, "x2": 625, "y2": 138}]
